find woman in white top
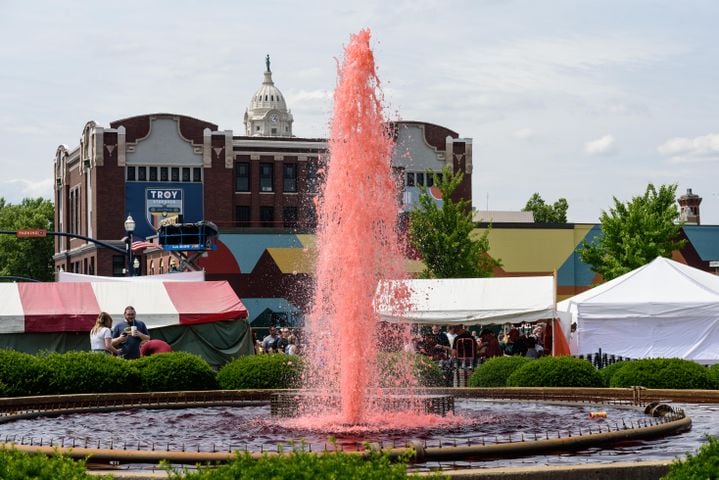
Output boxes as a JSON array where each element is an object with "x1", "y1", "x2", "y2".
[{"x1": 90, "y1": 312, "x2": 121, "y2": 355}]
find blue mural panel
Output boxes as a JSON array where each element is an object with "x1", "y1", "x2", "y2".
[{"x1": 125, "y1": 182, "x2": 204, "y2": 239}]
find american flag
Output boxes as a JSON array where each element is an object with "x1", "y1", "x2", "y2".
[{"x1": 131, "y1": 239, "x2": 159, "y2": 252}]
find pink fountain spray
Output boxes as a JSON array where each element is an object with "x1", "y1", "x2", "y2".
[{"x1": 302, "y1": 29, "x2": 414, "y2": 425}]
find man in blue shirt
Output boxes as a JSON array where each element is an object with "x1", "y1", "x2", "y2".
[{"x1": 111, "y1": 305, "x2": 150, "y2": 359}]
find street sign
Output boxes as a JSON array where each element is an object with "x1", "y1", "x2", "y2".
[
  {"x1": 16, "y1": 229, "x2": 47, "y2": 238},
  {"x1": 709, "y1": 261, "x2": 719, "y2": 268}
]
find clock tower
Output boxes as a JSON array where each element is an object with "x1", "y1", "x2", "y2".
[{"x1": 243, "y1": 55, "x2": 294, "y2": 137}]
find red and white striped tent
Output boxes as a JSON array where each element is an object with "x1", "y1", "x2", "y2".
[{"x1": 0, "y1": 280, "x2": 247, "y2": 334}]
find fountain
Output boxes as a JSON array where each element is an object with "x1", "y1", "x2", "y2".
[
  {"x1": 265, "y1": 28, "x2": 457, "y2": 428},
  {"x1": 0, "y1": 29, "x2": 699, "y2": 475}
]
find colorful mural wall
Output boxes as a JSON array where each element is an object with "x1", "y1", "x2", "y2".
[{"x1": 198, "y1": 224, "x2": 719, "y2": 323}]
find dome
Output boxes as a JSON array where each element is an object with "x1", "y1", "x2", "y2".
[
  {"x1": 244, "y1": 55, "x2": 293, "y2": 137},
  {"x1": 249, "y1": 56, "x2": 287, "y2": 112}
]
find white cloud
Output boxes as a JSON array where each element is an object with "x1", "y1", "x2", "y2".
[
  {"x1": 657, "y1": 133, "x2": 719, "y2": 164},
  {"x1": 0, "y1": 178, "x2": 54, "y2": 204},
  {"x1": 585, "y1": 135, "x2": 617, "y2": 156},
  {"x1": 513, "y1": 128, "x2": 536, "y2": 140}
]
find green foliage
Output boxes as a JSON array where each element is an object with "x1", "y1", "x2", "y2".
[
  {"x1": 0, "y1": 349, "x2": 50, "y2": 396},
  {"x1": 0, "y1": 448, "x2": 108, "y2": 479},
  {"x1": 167, "y1": 449, "x2": 446, "y2": 480},
  {"x1": 0, "y1": 197, "x2": 55, "y2": 281},
  {"x1": 609, "y1": 358, "x2": 714, "y2": 390},
  {"x1": 217, "y1": 354, "x2": 303, "y2": 389},
  {"x1": 506, "y1": 356, "x2": 603, "y2": 388},
  {"x1": 707, "y1": 364, "x2": 719, "y2": 389},
  {"x1": 522, "y1": 193, "x2": 569, "y2": 223},
  {"x1": 39, "y1": 351, "x2": 141, "y2": 394},
  {"x1": 469, "y1": 356, "x2": 533, "y2": 387},
  {"x1": 663, "y1": 435, "x2": 719, "y2": 480},
  {"x1": 132, "y1": 352, "x2": 218, "y2": 391},
  {"x1": 409, "y1": 166, "x2": 501, "y2": 278},
  {"x1": 376, "y1": 352, "x2": 445, "y2": 387},
  {"x1": 578, "y1": 183, "x2": 686, "y2": 281},
  {"x1": 598, "y1": 361, "x2": 631, "y2": 387}
]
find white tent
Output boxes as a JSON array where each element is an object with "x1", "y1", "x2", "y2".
[
  {"x1": 376, "y1": 276, "x2": 556, "y2": 325},
  {"x1": 557, "y1": 256, "x2": 719, "y2": 364}
]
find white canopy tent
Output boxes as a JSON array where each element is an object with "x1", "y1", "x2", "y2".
[
  {"x1": 557, "y1": 256, "x2": 719, "y2": 364},
  {"x1": 376, "y1": 276, "x2": 572, "y2": 355},
  {"x1": 376, "y1": 276, "x2": 557, "y2": 325}
]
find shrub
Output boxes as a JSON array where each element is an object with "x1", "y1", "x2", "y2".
[
  {"x1": 506, "y1": 356, "x2": 603, "y2": 388},
  {"x1": 598, "y1": 360, "x2": 631, "y2": 387},
  {"x1": 662, "y1": 435, "x2": 719, "y2": 480},
  {"x1": 469, "y1": 356, "x2": 533, "y2": 387},
  {"x1": 609, "y1": 358, "x2": 714, "y2": 390},
  {"x1": 707, "y1": 364, "x2": 719, "y2": 389},
  {"x1": 375, "y1": 352, "x2": 446, "y2": 388},
  {"x1": 40, "y1": 351, "x2": 141, "y2": 394},
  {"x1": 166, "y1": 449, "x2": 446, "y2": 480},
  {"x1": 0, "y1": 448, "x2": 109, "y2": 479},
  {"x1": 132, "y1": 352, "x2": 218, "y2": 391},
  {"x1": 217, "y1": 354, "x2": 303, "y2": 389},
  {"x1": 0, "y1": 349, "x2": 49, "y2": 396}
]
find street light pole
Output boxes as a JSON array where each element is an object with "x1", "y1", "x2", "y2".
[{"x1": 124, "y1": 214, "x2": 136, "y2": 277}]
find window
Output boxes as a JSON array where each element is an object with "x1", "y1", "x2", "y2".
[
  {"x1": 416, "y1": 172, "x2": 425, "y2": 187},
  {"x1": 307, "y1": 159, "x2": 319, "y2": 193},
  {"x1": 171, "y1": 167, "x2": 179, "y2": 182},
  {"x1": 193, "y1": 167, "x2": 202, "y2": 182},
  {"x1": 236, "y1": 205, "x2": 251, "y2": 226},
  {"x1": 283, "y1": 206, "x2": 298, "y2": 228},
  {"x1": 283, "y1": 164, "x2": 297, "y2": 192},
  {"x1": 149, "y1": 167, "x2": 158, "y2": 182},
  {"x1": 271, "y1": 128, "x2": 277, "y2": 135},
  {"x1": 182, "y1": 168, "x2": 191, "y2": 182},
  {"x1": 260, "y1": 163, "x2": 273, "y2": 192},
  {"x1": 127, "y1": 167, "x2": 136, "y2": 181},
  {"x1": 138, "y1": 167, "x2": 147, "y2": 181},
  {"x1": 112, "y1": 255, "x2": 125, "y2": 277},
  {"x1": 160, "y1": 167, "x2": 168, "y2": 182},
  {"x1": 235, "y1": 162, "x2": 250, "y2": 192},
  {"x1": 406, "y1": 172, "x2": 415, "y2": 187},
  {"x1": 260, "y1": 206, "x2": 274, "y2": 227},
  {"x1": 426, "y1": 172, "x2": 434, "y2": 188}
]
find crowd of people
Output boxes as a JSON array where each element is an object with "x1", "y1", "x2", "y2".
[
  {"x1": 88, "y1": 305, "x2": 172, "y2": 358},
  {"x1": 414, "y1": 322, "x2": 552, "y2": 367},
  {"x1": 256, "y1": 326, "x2": 300, "y2": 355}
]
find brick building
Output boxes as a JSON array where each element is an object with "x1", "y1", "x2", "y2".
[{"x1": 52, "y1": 58, "x2": 473, "y2": 282}]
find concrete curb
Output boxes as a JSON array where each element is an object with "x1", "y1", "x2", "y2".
[{"x1": 88, "y1": 461, "x2": 672, "y2": 480}]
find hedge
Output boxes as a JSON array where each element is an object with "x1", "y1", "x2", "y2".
[
  {"x1": 507, "y1": 356, "x2": 603, "y2": 388},
  {"x1": 376, "y1": 352, "x2": 446, "y2": 388},
  {"x1": 0, "y1": 349, "x2": 49, "y2": 396},
  {"x1": 0, "y1": 448, "x2": 110, "y2": 479},
  {"x1": 217, "y1": 354, "x2": 303, "y2": 389},
  {"x1": 662, "y1": 435, "x2": 719, "y2": 480},
  {"x1": 166, "y1": 449, "x2": 446, "y2": 480},
  {"x1": 707, "y1": 364, "x2": 719, "y2": 390},
  {"x1": 469, "y1": 356, "x2": 533, "y2": 387},
  {"x1": 598, "y1": 360, "x2": 630, "y2": 387},
  {"x1": 609, "y1": 358, "x2": 714, "y2": 390},
  {"x1": 38, "y1": 351, "x2": 140, "y2": 395},
  {"x1": 132, "y1": 352, "x2": 218, "y2": 391}
]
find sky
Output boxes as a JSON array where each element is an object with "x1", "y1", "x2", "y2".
[{"x1": 2, "y1": 0, "x2": 719, "y2": 224}]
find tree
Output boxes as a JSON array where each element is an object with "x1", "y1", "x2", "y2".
[
  {"x1": 578, "y1": 183, "x2": 686, "y2": 281},
  {"x1": 409, "y1": 166, "x2": 501, "y2": 278},
  {"x1": 522, "y1": 193, "x2": 568, "y2": 223},
  {"x1": 0, "y1": 197, "x2": 55, "y2": 281}
]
